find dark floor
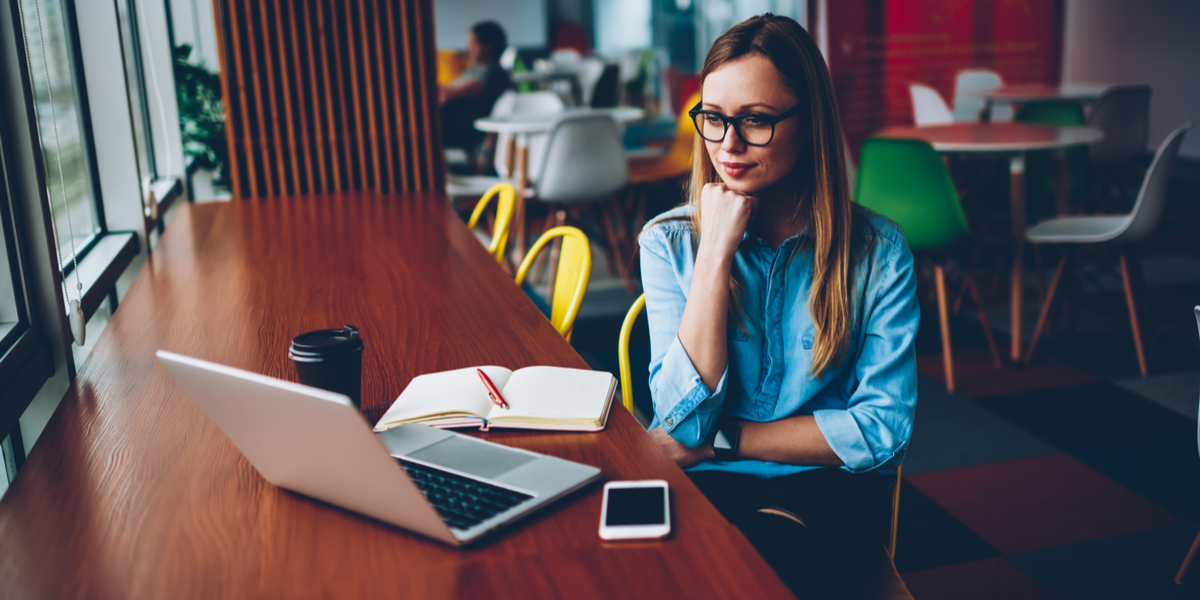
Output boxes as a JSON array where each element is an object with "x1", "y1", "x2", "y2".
[{"x1": 568, "y1": 169, "x2": 1200, "y2": 599}]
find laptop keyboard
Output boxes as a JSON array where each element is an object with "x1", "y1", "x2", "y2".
[{"x1": 397, "y1": 458, "x2": 535, "y2": 531}]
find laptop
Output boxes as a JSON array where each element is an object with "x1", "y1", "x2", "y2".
[{"x1": 156, "y1": 350, "x2": 602, "y2": 547}]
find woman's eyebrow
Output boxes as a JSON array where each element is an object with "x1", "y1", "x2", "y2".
[{"x1": 702, "y1": 102, "x2": 781, "y2": 113}]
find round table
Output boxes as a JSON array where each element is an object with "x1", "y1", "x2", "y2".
[
  {"x1": 474, "y1": 107, "x2": 645, "y2": 261},
  {"x1": 876, "y1": 122, "x2": 1104, "y2": 362}
]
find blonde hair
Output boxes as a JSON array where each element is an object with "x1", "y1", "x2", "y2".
[{"x1": 688, "y1": 14, "x2": 863, "y2": 376}]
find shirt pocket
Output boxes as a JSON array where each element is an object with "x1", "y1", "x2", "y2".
[{"x1": 728, "y1": 323, "x2": 749, "y2": 342}]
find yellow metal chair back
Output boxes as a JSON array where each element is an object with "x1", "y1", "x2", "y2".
[
  {"x1": 515, "y1": 226, "x2": 591, "y2": 341},
  {"x1": 617, "y1": 294, "x2": 647, "y2": 414},
  {"x1": 466, "y1": 183, "x2": 515, "y2": 264}
]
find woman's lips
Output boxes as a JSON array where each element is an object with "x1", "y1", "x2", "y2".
[{"x1": 721, "y1": 162, "x2": 755, "y2": 178}]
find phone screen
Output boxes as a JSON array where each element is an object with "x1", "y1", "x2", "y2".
[{"x1": 605, "y1": 487, "x2": 666, "y2": 526}]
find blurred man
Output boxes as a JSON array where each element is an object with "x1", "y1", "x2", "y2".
[{"x1": 440, "y1": 21, "x2": 511, "y2": 154}]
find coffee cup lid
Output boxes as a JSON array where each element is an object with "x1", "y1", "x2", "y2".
[{"x1": 289, "y1": 325, "x2": 364, "y2": 359}]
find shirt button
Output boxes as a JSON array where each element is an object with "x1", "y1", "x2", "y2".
[{"x1": 665, "y1": 417, "x2": 674, "y2": 426}]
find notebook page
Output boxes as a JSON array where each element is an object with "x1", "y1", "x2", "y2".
[
  {"x1": 492, "y1": 366, "x2": 614, "y2": 421},
  {"x1": 376, "y1": 366, "x2": 512, "y2": 427}
]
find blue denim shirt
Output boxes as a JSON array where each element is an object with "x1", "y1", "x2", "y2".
[{"x1": 639, "y1": 205, "x2": 918, "y2": 478}]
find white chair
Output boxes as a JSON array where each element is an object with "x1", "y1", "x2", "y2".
[
  {"x1": 953, "y1": 69, "x2": 1011, "y2": 122},
  {"x1": 1088, "y1": 85, "x2": 1152, "y2": 208},
  {"x1": 445, "y1": 91, "x2": 565, "y2": 198},
  {"x1": 1175, "y1": 305, "x2": 1200, "y2": 584},
  {"x1": 531, "y1": 112, "x2": 636, "y2": 294},
  {"x1": 1022, "y1": 123, "x2": 1191, "y2": 376},
  {"x1": 909, "y1": 84, "x2": 953, "y2": 126},
  {"x1": 499, "y1": 46, "x2": 518, "y2": 71},
  {"x1": 576, "y1": 57, "x2": 607, "y2": 108}
]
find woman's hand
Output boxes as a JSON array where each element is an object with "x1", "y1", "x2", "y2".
[
  {"x1": 649, "y1": 427, "x2": 714, "y2": 469},
  {"x1": 699, "y1": 183, "x2": 757, "y2": 258}
]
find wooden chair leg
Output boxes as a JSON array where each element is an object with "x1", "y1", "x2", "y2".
[
  {"x1": 964, "y1": 271, "x2": 1002, "y2": 368},
  {"x1": 935, "y1": 265, "x2": 954, "y2": 392},
  {"x1": 1024, "y1": 249, "x2": 1070, "y2": 366},
  {"x1": 531, "y1": 205, "x2": 558, "y2": 285},
  {"x1": 605, "y1": 197, "x2": 637, "y2": 296},
  {"x1": 544, "y1": 209, "x2": 567, "y2": 303},
  {"x1": 1118, "y1": 250, "x2": 1149, "y2": 377},
  {"x1": 990, "y1": 252, "x2": 1006, "y2": 297},
  {"x1": 952, "y1": 247, "x2": 981, "y2": 315},
  {"x1": 1176, "y1": 527, "x2": 1200, "y2": 584}
]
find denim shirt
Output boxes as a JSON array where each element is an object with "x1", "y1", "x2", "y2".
[{"x1": 639, "y1": 205, "x2": 919, "y2": 478}]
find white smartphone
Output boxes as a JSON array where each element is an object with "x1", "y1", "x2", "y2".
[{"x1": 598, "y1": 480, "x2": 671, "y2": 540}]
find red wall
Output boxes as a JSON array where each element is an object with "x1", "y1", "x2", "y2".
[{"x1": 827, "y1": 0, "x2": 1063, "y2": 159}]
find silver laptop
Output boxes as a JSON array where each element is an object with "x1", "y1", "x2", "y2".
[{"x1": 156, "y1": 350, "x2": 602, "y2": 547}]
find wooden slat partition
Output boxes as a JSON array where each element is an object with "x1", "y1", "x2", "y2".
[{"x1": 212, "y1": 0, "x2": 444, "y2": 197}]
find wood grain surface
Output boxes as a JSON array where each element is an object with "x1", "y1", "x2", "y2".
[{"x1": 0, "y1": 195, "x2": 792, "y2": 600}]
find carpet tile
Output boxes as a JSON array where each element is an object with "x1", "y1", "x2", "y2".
[
  {"x1": 977, "y1": 382, "x2": 1196, "y2": 453},
  {"x1": 892, "y1": 481, "x2": 1000, "y2": 573},
  {"x1": 908, "y1": 453, "x2": 1184, "y2": 555},
  {"x1": 901, "y1": 557, "x2": 1058, "y2": 600},
  {"x1": 1009, "y1": 525, "x2": 1200, "y2": 600},
  {"x1": 1073, "y1": 436, "x2": 1200, "y2": 522},
  {"x1": 904, "y1": 376, "x2": 1057, "y2": 475}
]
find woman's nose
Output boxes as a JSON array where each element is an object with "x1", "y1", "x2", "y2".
[{"x1": 720, "y1": 125, "x2": 746, "y2": 153}]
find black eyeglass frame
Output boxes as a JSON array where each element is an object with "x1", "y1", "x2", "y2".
[{"x1": 687, "y1": 102, "x2": 804, "y2": 146}]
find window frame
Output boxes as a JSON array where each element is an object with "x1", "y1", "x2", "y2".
[
  {"x1": 0, "y1": 62, "x2": 55, "y2": 441},
  {"x1": 116, "y1": 0, "x2": 158, "y2": 183}
]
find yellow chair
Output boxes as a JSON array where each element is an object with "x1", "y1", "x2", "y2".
[
  {"x1": 617, "y1": 293, "x2": 648, "y2": 414},
  {"x1": 466, "y1": 183, "x2": 515, "y2": 264},
  {"x1": 515, "y1": 226, "x2": 591, "y2": 341},
  {"x1": 617, "y1": 291, "x2": 905, "y2": 562},
  {"x1": 436, "y1": 49, "x2": 467, "y2": 87}
]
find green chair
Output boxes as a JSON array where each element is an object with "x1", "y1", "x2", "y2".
[
  {"x1": 1015, "y1": 99, "x2": 1092, "y2": 218},
  {"x1": 857, "y1": 137, "x2": 1002, "y2": 392}
]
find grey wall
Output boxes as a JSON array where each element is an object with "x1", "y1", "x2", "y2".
[
  {"x1": 1063, "y1": 0, "x2": 1200, "y2": 158},
  {"x1": 434, "y1": 0, "x2": 548, "y2": 50}
]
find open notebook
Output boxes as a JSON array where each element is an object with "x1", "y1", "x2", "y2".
[{"x1": 372, "y1": 366, "x2": 617, "y2": 432}]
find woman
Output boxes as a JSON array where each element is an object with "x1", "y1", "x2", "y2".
[{"x1": 638, "y1": 14, "x2": 918, "y2": 598}]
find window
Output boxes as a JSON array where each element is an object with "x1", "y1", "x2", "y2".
[
  {"x1": 116, "y1": 0, "x2": 157, "y2": 184},
  {"x1": 18, "y1": 0, "x2": 105, "y2": 269}
]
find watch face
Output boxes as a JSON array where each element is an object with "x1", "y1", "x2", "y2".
[{"x1": 713, "y1": 429, "x2": 732, "y2": 451}]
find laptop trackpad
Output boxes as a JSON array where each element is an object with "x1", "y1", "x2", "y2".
[{"x1": 407, "y1": 437, "x2": 536, "y2": 479}]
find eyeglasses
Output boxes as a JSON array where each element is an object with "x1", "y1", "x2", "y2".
[{"x1": 688, "y1": 102, "x2": 802, "y2": 146}]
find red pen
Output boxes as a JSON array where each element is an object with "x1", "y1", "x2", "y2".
[{"x1": 476, "y1": 369, "x2": 509, "y2": 410}]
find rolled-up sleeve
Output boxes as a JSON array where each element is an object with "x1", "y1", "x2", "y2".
[
  {"x1": 813, "y1": 238, "x2": 919, "y2": 473},
  {"x1": 640, "y1": 228, "x2": 726, "y2": 447}
]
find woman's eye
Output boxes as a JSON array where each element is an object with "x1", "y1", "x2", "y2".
[
  {"x1": 703, "y1": 115, "x2": 723, "y2": 125},
  {"x1": 742, "y1": 116, "x2": 769, "y2": 127}
]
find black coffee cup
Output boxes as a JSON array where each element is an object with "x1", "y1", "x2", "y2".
[{"x1": 289, "y1": 325, "x2": 364, "y2": 409}]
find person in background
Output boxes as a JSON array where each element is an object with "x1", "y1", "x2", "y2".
[
  {"x1": 440, "y1": 21, "x2": 511, "y2": 155},
  {"x1": 638, "y1": 14, "x2": 918, "y2": 599}
]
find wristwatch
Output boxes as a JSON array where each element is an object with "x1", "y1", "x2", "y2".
[{"x1": 711, "y1": 419, "x2": 741, "y2": 460}]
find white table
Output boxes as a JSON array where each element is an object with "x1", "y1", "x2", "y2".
[
  {"x1": 876, "y1": 122, "x2": 1104, "y2": 362},
  {"x1": 474, "y1": 108, "x2": 645, "y2": 261}
]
